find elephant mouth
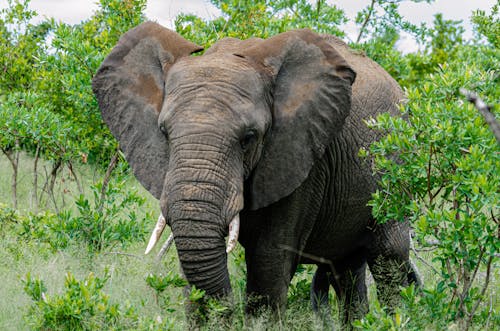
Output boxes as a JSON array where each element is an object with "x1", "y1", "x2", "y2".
[{"x1": 144, "y1": 212, "x2": 241, "y2": 255}]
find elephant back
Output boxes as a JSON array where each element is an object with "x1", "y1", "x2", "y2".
[{"x1": 321, "y1": 34, "x2": 404, "y2": 149}]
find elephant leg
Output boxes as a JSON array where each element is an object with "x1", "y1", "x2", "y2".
[
  {"x1": 408, "y1": 258, "x2": 422, "y2": 287},
  {"x1": 245, "y1": 246, "x2": 295, "y2": 316},
  {"x1": 311, "y1": 264, "x2": 332, "y2": 312},
  {"x1": 368, "y1": 220, "x2": 411, "y2": 312},
  {"x1": 332, "y1": 262, "x2": 368, "y2": 326}
]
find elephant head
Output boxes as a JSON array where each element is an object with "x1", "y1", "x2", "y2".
[{"x1": 92, "y1": 22, "x2": 355, "y2": 297}]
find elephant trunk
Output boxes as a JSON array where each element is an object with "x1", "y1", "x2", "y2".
[
  {"x1": 172, "y1": 218, "x2": 231, "y2": 296},
  {"x1": 162, "y1": 134, "x2": 243, "y2": 297}
]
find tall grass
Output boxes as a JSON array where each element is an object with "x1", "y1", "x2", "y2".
[{"x1": 0, "y1": 153, "x2": 498, "y2": 330}]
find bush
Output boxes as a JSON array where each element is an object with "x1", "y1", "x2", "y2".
[
  {"x1": 23, "y1": 270, "x2": 138, "y2": 330},
  {"x1": 364, "y1": 44, "x2": 499, "y2": 330},
  {"x1": 62, "y1": 178, "x2": 149, "y2": 252},
  {"x1": 9, "y1": 175, "x2": 149, "y2": 252},
  {"x1": 23, "y1": 269, "x2": 173, "y2": 330},
  {"x1": 145, "y1": 272, "x2": 188, "y2": 310}
]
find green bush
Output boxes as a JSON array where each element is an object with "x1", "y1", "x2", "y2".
[
  {"x1": 22, "y1": 269, "x2": 172, "y2": 330},
  {"x1": 8, "y1": 176, "x2": 149, "y2": 252},
  {"x1": 63, "y1": 178, "x2": 149, "y2": 252},
  {"x1": 0, "y1": 203, "x2": 18, "y2": 232},
  {"x1": 145, "y1": 272, "x2": 188, "y2": 309},
  {"x1": 472, "y1": 0, "x2": 500, "y2": 48},
  {"x1": 364, "y1": 44, "x2": 499, "y2": 330}
]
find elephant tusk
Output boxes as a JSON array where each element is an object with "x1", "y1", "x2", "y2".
[
  {"x1": 145, "y1": 213, "x2": 167, "y2": 255},
  {"x1": 226, "y1": 214, "x2": 240, "y2": 253},
  {"x1": 156, "y1": 233, "x2": 175, "y2": 260}
]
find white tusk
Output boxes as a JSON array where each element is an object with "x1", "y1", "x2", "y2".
[
  {"x1": 226, "y1": 214, "x2": 240, "y2": 253},
  {"x1": 145, "y1": 214, "x2": 167, "y2": 255},
  {"x1": 156, "y1": 233, "x2": 174, "y2": 260}
]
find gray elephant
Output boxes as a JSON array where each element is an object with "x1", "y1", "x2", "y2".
[{"x1": 92, "y1": 22, "x2": 416, "y2": 324}]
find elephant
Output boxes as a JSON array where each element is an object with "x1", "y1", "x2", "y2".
[{"x1": 92, "y1": 22, "x2": 417, "y2": 324}]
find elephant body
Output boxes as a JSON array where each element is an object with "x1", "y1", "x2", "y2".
[
  {"x1": 92, "y1": 22, "x2": 414, "y2": 324},
  {"x1": 240, "y1": 36, "x2": 410, "y2": 321}
]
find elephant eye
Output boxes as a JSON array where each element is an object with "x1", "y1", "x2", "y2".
[
  {"x1": 159, "y1": 122, "x2": 167, "y2": 137},
  {"x1": 240, "y1": 130, "x2": 257, "y2": 151}
]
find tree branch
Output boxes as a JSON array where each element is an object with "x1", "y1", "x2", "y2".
[
  {"x1": 356, "y1": 0, "x2": 376, "y2": 43},
  {"x1": 460, "y1": 88, "x2": 500, "y2": 145}
]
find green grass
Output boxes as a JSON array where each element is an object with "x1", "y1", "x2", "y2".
[{"x1": 0, "y1": 153, "x2": 498, "y2": 330}]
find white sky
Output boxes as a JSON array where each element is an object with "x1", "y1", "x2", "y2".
[{"x1": 1, "y1": 0, "x2": 496, "y2": 52}]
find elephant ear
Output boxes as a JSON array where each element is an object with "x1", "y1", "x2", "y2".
[
  {"x1": 238, "y1": 29, "x2": 356, "y2": 210},
  {"x1": 92, "y1": 22, "x2": 203, "y2": 199}
]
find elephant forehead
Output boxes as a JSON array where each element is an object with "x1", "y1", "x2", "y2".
[{"x1": 166, "y1": 55, "x2": 264, "y2": 95}]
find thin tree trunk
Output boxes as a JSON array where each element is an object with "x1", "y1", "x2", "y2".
[
  {"x1": 97, "y1": 149, "x2": 120, "y2": 215},
  {"x1": 32, "y1": 143, "x2": 41, "y2": 212},
  {"x1": 1, "y1": 139, "x2": 20, "y2": 209},
  {"x1": 67, "y1": 161, "x2": 83, "y2": 195},
  {"x1": 48, "y1": 159, "x2": 62, "y2": 213}
]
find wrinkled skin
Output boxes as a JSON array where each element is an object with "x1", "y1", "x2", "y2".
[{"x1": 92, "y1": 22, "x2": 416, "y2": 324}]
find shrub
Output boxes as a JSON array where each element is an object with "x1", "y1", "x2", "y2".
[
  {"x1": 23, "y1": 270, "x2": 139, "y2": 330},
  {"x1": 363, "y1": 44, "x2": 499, "y2": 330},
  {"x1": 61, "y1": 178, "x2": 149, "y2": 252},
  {"x1": 11, "y1": 176, "x2": 149, "y2": 252}
]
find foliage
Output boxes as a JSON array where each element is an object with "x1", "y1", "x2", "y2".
[
  {"x1": 62, "y1": 174, "x2": 149, "y2": 252},
  {"x1": 0, "y1": 92, "x2": 81, "y2": 165},
  {"x1": 23, "y1": 270, "x2": 140, "y2": 330},
  {"x1": 16, "y1": 176, "x2": 149, "y2": 252},
  {"x1": 2, "y1": 166, "x2": 149, "y2": 252},
  {"x1": 39, "y1": 0, "x2": 147, "y2": 164},
  {"x1": 472, "y1": 0, "x2": 500, "y2": 48},
  {"x1": 175, "y1": 0, "x2": 346, "y2": 47},
  {"x1": 356, "y1": 12, "x2": 465, "y2": 89},
  {"x1": 364, "y1": 42, "x2": 499, "y2": 330},
  {"x1": 0, "y1": 203, "x2": 18, "y2": 232},
  {"x1": 0, "y1": 0, "x2": 49, "y2": 94},
  {"x1": 36, "y1": 0, "x2": 146, "y2": 163},
  {"x1": 0, "y1": 0, "x2": 147, "y2": 175},
  {"x1": 1, "y1": 0, "x2": 500, "y2": 330},
  {"x1": 146, "y1": 272, "x2": 188, "y2": 309},
  {"x1": 354, "y1": 0, "x2": 432, "y2": 44},
  {"x1": 0, "y1": 0, "x2": 149, "y2": 211},
  {"x1": 287, "y1": 264, "x2": 315, "y2": 305}
]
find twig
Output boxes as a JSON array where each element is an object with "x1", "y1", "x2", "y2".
[
  {"x1": 39, "y1": 165, "x2": 50, "y2": 206},
  {"x1": 466, "y1": 255, "x2": 493, "y2": 330},
  {"x1": 279, "y1": 244, "x2": 342, "y2": 296},
  {"x1": 485, "y1": 293, "x2": 493, "y2": 329},
  {"x1": 459, "y1": 88, "x2": 500, "y2": 144},
  {"x1": 427, "y1": 143, "x2": 433, "y2": 204},
  {"x1": 410, "y1": 240, "x2": 439, "y2": 275},
  {"x1": 457, "y1": 247, "x2": 484, "y2": 319},
  {"x1": 356, "y1": 0, "x2": 376, "y2": 43}
]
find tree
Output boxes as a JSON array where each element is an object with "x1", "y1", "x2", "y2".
[
  {"x1": 0, "y1": 0, "x2": 148, "y2": 210},
  {"x1": 0, "y1": 0, "x2": 50, "y2": 208},
  {"x1": 355, "y1": 0, "x2": 433, "y2": 44},
  {"x1": 472, "y1": 0, "x2": 500, "y2": 48},
  {"x1": 175, "y1": 0, "x2": 346, "y2": 47}
]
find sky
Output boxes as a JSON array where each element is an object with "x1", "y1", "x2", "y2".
[{"x1": 2, "y1": 0, "x2": 496, "y2": 52}]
